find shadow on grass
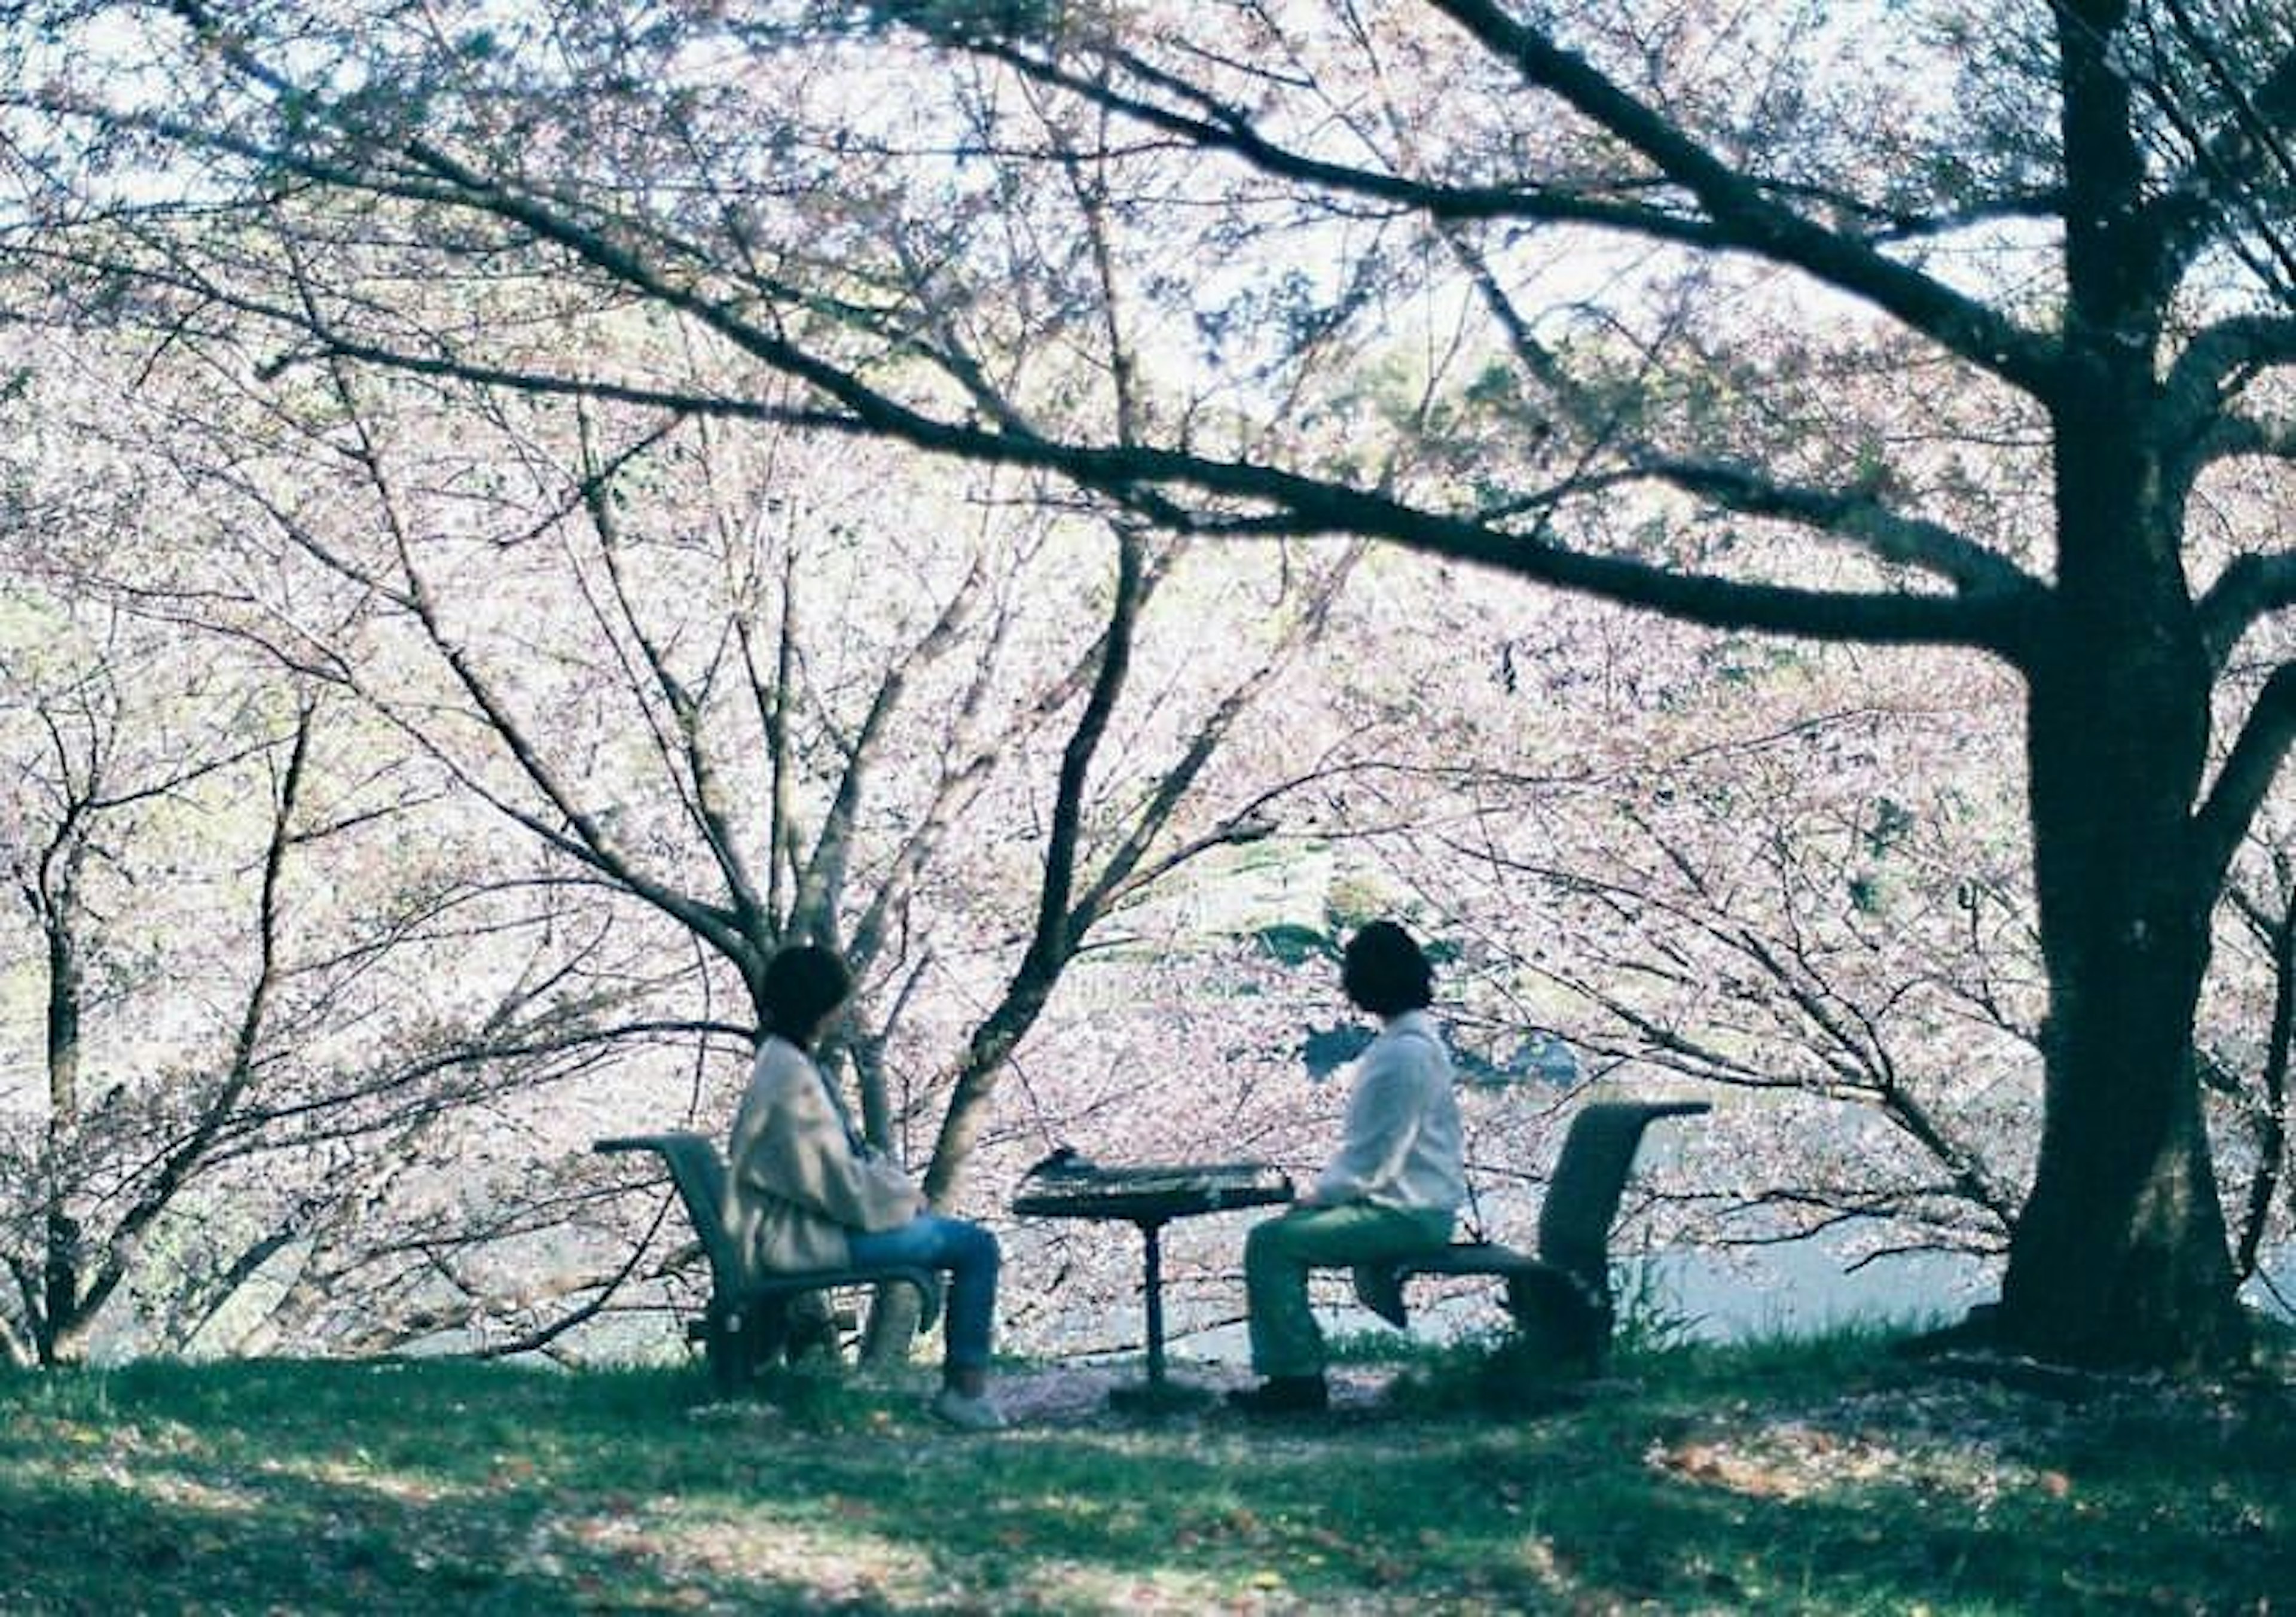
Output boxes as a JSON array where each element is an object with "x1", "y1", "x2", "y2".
[{"x1": 1, "y1": 1350, "x2": 2289, "y2": 1613}]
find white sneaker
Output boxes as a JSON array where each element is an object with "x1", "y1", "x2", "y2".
[{"x1": 930, "y1": 1386, "x2": 1006, "y2": 1432}]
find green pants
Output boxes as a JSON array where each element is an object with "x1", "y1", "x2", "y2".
[{"x1": 1244, "y1": 1202, "x2": 1453, "y2": 1378}]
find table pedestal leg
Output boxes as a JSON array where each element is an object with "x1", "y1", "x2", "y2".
[
  {"x1": 1141, "y1": 1218, "x2": 1167, "y2": 1389},
  {"x1": 1109, "y1": 1217, "x2": 1212, "y2": 1412}
]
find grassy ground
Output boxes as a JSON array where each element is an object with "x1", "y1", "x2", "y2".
[{"x1": 1, "y1": 1329, "x2": 2289, "y2": 1615}]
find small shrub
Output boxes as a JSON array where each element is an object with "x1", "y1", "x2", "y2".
[{"x1": 1382, "y1": 1328, "x2": 1597, "y2": 1415}]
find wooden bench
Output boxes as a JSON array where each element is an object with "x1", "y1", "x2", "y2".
[
  {"x1": 1352, "y1": 1099, "x2": 1711, "y2": 1373},
  {"x1": 595, "y1": 1131, "x2": 944, "y2": 1393}
]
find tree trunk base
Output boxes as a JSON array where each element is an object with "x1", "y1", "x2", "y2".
[{"x1": 1896, "y1": 1298, "x2": 2252, "y2": 1377}]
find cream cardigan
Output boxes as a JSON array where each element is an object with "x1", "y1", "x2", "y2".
[{"x1": 725, "y1": 1035, "x2": 923, "y2": 1275}]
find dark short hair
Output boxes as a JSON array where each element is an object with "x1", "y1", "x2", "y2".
[
  {"x1": 760, "y1": 944, "x2": 853, "y2": 1045},
  {"x1": 1341, "y1": 920, "x2": 1434, "y2": 1017}
]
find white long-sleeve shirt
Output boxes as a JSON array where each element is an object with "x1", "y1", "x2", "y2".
[{"x1": 1314, "y1": 1009, "x2": 1467, "y2": 1216}]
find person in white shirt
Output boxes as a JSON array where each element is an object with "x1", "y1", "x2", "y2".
[
  {"x1": 725, "y1": 944, "x2": 1005, "y2": 1432},
  {"x1": 1229, "y1": 920, "x2": 1467, "y2": 1415}
]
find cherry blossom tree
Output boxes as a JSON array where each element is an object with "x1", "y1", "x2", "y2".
[
  {"x1": 3, "y1": 274, "x2": 1364, "y2": 1356},
  {"x1": 0, "y1": 588, "x2": 639, "y2": 1363},
  {"x1": 0, "y1": 332, "x2": 759, "y2": 1362},
  {"x1": 8, "y1": 0, "x2": 2296, "y2": 1367}
]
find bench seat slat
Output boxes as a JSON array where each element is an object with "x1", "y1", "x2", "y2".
[{"x1": 1394, "y1": 1241, "x2": 1543, "y2": 1277}]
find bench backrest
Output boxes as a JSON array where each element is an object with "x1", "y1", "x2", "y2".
[
  {"x1": 1535, "y1": 1100, "x2": 1711, "y2": 1296},
  {"x1": 596, "y1": 1131, "x2": 745, "y2": 1293}
]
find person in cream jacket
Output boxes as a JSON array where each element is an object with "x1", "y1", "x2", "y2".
[{"x1": 726, "y1": 944, "x2": 1004, "y2": 1431}]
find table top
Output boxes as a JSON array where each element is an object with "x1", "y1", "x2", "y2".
[{"x1": 1010, "y1": 1158, "x2": 1294, "y2": 1223}]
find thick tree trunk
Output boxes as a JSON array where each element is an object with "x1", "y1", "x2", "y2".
[
  {"x1": 1997, "y1": 857, "x2": 2248, "y2": 1367},
  {"x1": 1994, "y1": 365, "x2": 2248, "y2": 1369}
]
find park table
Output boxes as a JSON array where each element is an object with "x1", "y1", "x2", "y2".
[{"x1": 1012, "y1": 1154, "x2": 1294, "y2": 1408}]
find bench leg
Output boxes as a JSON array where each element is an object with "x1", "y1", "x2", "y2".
[
  {"x1": 1505, "y1": 1270, "x2": 1610, "y2": 1375},
  {"x1": 704, "y1": 1298, "x2": 795, "y2": 1393}
]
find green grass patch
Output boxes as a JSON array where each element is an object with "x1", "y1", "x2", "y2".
[{"x1": 2, "y1": 1335, "x2": 2289, "y2": 1614}]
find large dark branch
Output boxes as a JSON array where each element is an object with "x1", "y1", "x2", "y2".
[
  {"x1": 109, "y1": 8, "x2": 2042, "y2": 663},
  {"x1": 1627, "y1": 459, "x2": 2035, "y2": 597},
  {"x1": 2194, "y1": 660, "x2": 2296, "y2": 887},
  {"x1": 2199, "y1": 551, "x2": 2296, "y2": 669},
  {"x1": 1142, "y1": 461, "x2": 2038, "y2": 649},
  {"x1": 987, "y1": 37, "x2": 1737, "y2": 240},
  {"x1": 2162, "y1": 313, "x2": 2296, "y2": 472},
  {"x1": 2230, "y1": 869, "x2": 2294, "y2": 1278},
  {"x1": 1440, "y1": 216, "x2": 2034, "y2": 603},
  {"x1": 919, "y1": 526, "x2": 1145, "y2": 1204},
  {"x1": 381, "y1": 164, "x2": 2044, "y2": 647},
  {"x1": 2197, "y1": 412, "x2": 2296, "y2": 470},
  {"x1": 986, "y1": 19, "x2": 2056, "y2": 397},
  {"x1": 271, "y1": 288, "x2": 2035, "y2": 650},
  {"x1": 1027, "y1": 527, "x2": 1143, "y2": 969},
  {"x1": 1421, "y1": 0, "x2": 2060, "y2": 396}
]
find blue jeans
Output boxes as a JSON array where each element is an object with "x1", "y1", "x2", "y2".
[{"x1": 845, "y1": 1213, "x2": 999, "y2": 1372}]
